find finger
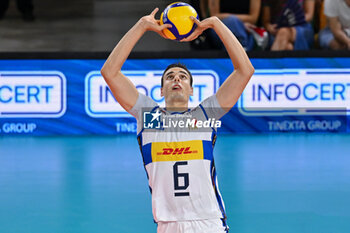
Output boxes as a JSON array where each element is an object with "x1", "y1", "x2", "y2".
[
  {"x1": 181, "y1": 32, "x2": 197, "y2": 42},
  {"x1": 180, "y1": 38, "x2": 191, "y2": 42},
  {"x1": 150, "y1": 8, "x2": 159, "y2": 17},
  {"x1": 159, "y1": 24, "x2": 172, "y2": 30},
  {"x1": 183, "y1": 33, "x2": 197, "y2": 41},
  {"x1": 189, "y1": 30, "x2": 202, "y2": 39},
  {"x1": 161, "y1": 34, "x2": 169, "y2": 39},
  {"x1": 184, "y1": 35, "x2": 197, "y2": 42},
  {"x1": 190, "y1": 16, "x2": 201, "y2": 25},
  {"x1": 183, "y1": 34, "x2": 199, "y2": 42},
  {"x1": 159, "y1": 31, "x2": 169, "y2": 39},
  {"x1": 181, "y1": 32, "x2": 199, "y2": 42},
  {"x1": 180, "y1": 37, "x2": 188, "y2": 42}
]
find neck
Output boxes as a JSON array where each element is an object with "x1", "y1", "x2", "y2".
[{"x1": 165, "y1": 101, "x2": 188, "y2": 112}]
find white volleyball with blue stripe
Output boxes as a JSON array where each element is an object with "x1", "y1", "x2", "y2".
[{"x1": 160, "y1": 2, "x2": 199, "y2": 41}]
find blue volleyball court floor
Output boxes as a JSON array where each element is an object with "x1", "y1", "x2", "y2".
[{"x1": 1, "y1": 134, "x2": 350, "y2": 233}]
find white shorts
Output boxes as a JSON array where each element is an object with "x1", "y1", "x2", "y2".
[{"x1": 157, "y1": 219, "x2": 228, "y2": 233}]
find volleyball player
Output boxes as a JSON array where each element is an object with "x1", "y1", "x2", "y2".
[{"x1": 101, "y1": 8, "x2": 254, "y2": 233}]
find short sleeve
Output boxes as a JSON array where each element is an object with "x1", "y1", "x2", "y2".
[
  {"x1": 199, "y1": 94, "x2": 228, "y2": 120},
  {"x1": 129, "y1": 93, "x2": 158, "y2": 121},
  {"x1": 324, "y1": 0, "x2": 338, "y2": 18}
]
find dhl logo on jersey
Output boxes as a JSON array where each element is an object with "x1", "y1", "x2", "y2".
[
  {"x1": 151, "y1": 140, "x2": 204, "y2": 162},
  {"x1": 157, "y1": 147, "x2": 198, "y2": 155}
]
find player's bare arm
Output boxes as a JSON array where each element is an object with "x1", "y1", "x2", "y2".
[
  {"x1": 182, "y1": 16, "x2": 255, "y2": 110},
  {"x1": 100, "y1": 8, "x2": 171, "y2": 113}
]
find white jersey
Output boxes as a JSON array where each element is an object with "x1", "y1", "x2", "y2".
[{"x1": 130, "y1": 93, "x2": 228, "y2": 225}]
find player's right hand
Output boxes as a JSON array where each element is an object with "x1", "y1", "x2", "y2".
[
  {"x1": 139, "y1": 8, "x2": 172, "y2": 39},
  {"x1": 180, "y1": 16, "x2": 217, "y2": 42}
]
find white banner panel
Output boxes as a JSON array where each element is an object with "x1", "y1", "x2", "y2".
[
  {"x1": 0, "y1": 71, "x2": 66, "y2": 118},
  {"x1": 239, "y1": 69, "x2": 350, "y2": 116},
  {"x1": 85, "y1": 70, "x2": 219, "y2": 118}
]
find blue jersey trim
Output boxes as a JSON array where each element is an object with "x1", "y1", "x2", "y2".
[
  {"x1": 142, "y1": 143, "x2": 153, "y2": 165},
  {"x1": 211, "y1": 131, "x2": 217, "y2": 147},
  {"x1": 199, "y1": 104, "x2": 208, "y2": 120},
  {"x1": 211, "y1": 161, "x2": 227, "y2": 220},
  {"x1": 203, "y1": 140, "x2": 214, "y2": 161},
  {"x1": 199, "y1": 104, "x2": 216, "y2": 132},
  {"x1": 221, "y1": 218, "x2": 229, "y2": 232}
]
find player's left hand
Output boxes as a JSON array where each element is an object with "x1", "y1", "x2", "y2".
[
  {"x1": 139, "y1": 8, "x2": 172, "y2": 39},
  {"x1": 180, "y1": 16, "x2": 215, "y2": 42}
]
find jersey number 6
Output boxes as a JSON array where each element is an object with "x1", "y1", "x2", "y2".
[{"x1": 173, "y1": 161, "x2": 190, "y2": 197}]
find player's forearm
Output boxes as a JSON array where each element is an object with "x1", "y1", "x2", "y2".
[
  {"x1": 101, "y1": 20, "x2": 146, "y2": 79},
  {"x1": 211, "y1": 17, "x2": 254, "y2": 75}
]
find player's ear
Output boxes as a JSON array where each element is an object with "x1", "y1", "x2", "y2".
[
  {"x1": 190, "y1": 87, "x2": 193, "y2": 96},
  {"x1": 161, "y1": 87, "x2": 164, "y2": 97}
]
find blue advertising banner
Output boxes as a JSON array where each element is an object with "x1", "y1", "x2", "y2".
[{"x1": 0, "y1": 57, "x2": 349, "y2": 135}]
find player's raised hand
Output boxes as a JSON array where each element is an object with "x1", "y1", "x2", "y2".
[
  {"x1": 139, "y1": 8, "x2": 172, "y2": 39},
  {"x1": 180, "y1": 16, "x2": 216, "y2": 42}
]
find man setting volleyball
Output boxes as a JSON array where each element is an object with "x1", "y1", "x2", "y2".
[{"x1": 101, "y1": 4, "x2": 254, "y2": 233}]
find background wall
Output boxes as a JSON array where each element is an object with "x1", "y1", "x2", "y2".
[{"x1": 0, "y1": 0, "x2": 192, "y2": 52}]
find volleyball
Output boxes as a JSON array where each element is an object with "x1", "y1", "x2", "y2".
[{"x1": 160, "y1": 2, "x2": 199, "y2": 41}]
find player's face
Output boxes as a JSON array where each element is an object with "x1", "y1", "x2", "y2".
[{"x1": 161, "y1": 67, "x2": 193, "y2": 103}]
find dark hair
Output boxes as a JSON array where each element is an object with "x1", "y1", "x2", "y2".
[{"x1": 161, "y1": 63, "x2": 193, "y2": 87}]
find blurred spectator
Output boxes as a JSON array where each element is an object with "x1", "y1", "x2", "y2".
[
  {"x1": 203, "y1": 0, "x2": 262, "y2": 51},
  {"x1": 319, "y1": 0, "x2": 350, "y2": 50},
  {"x1": 262, "y1": 0, "x2": 315, "y2": 50},
  {"x1": 0, "y1": 0, "x2": 35, "y2": 21}
]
